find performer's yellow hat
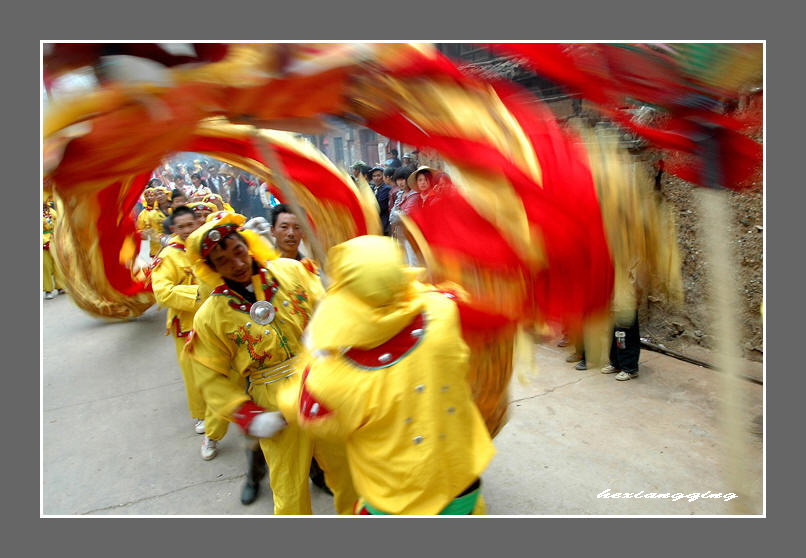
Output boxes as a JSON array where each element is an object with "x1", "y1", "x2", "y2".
[
  {"x1": 307, "y1": 235, "x2": 425, "y2": 351},
  {"x1": 187, "y1": 211, "x2": 278, "y2": 287},
  {"x1": 187, "y1": 201, "x2": 217, "y2": 214}
]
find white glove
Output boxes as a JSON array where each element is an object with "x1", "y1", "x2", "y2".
[
  {"x1": 243, "y1": 217, "x2": 271, "y2": 235},
  {"x1": 247, "y1": 411, "x2": 287, "y2": 438}
]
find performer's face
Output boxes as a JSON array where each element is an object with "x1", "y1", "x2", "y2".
[
  {"x1": 170, "y1": 212, "x2": 201, "y2": 242},
  {"x1": 209, "y1": 236, "x2": 254, "y2": 284},
  {"x1": 271, "y1": 212, "x2": 302, "y2": 257}
]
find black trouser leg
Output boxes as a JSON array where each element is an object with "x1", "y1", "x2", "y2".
[
  {"x1": 241, "y1": 439, "x2": 268, "y2": 505},
  {"x1": 309, "y1": 457, "x2": 332, "y2": 496},
  {"x1": 249, "y1": 445, "x2": 268, "y2": 482},
  {"x1": 610, "y1": 313, "x2": 640, "y2": 373}
]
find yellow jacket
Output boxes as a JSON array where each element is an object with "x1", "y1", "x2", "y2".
[
  {"x1": 150, "y1": 236, "x2": 206, "y2": 337},
  {"x1": 42, "y1": 205, "x2": 57, "y2": 248},
  {"x1": 276, "y1": 236, "x2": 496, "y2": 515},
  {"x1": 185, "y1": 258, "x2": 324, "y2": 419},
  {"x1": 141, "y1": 207, "x2": 170, "y2": 256}
]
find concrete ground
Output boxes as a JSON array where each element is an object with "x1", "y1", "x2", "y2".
[{"x1": 42, "y1": 294, "x2": 763, "y2": 516}]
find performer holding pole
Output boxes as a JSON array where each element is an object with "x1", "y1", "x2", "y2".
[{"x1": 184, "y1": 212, "x2": 356, "y2": 515}]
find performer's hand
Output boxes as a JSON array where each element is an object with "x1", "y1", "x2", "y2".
[
  {"x1": 248, "y1": 412, "x2": 287, "y2": 439},
  {"x1": 232, "y1": 400, "x2": 287, "y2": 438}
]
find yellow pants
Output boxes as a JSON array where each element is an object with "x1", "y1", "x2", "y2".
[
  {"x1": 175, "y1": 336, "x2": 229, "y2": 441},
  {"x1": 249, "y1": 375, "x2": 358, "y2": 515},
  {"x1": 42, "y1": 249, "x2": 64, "y2": 292}
]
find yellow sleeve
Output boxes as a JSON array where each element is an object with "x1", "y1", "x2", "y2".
[
  {"x1": 197, "y1": 279, "x2": 214, "y2": 302},
  {"x1": 278, "y1": 353, "x2": 370, "y2": 442},
  {"x1": 155, "y1": 212, "x2": 170, "y2": 236},
  {"x1": 297, "y1": 260, "x2": 325, "y2": 307},
  {"x1": 185, "y1": 306, "x2": 250, "y2": 418},
  {"x1": 192, "y1": 360, "x2": 250, "y2": 420},
  {"x1": 135, "y1": 210, "x2": 150, "y2": 233},
  {"x1": 187, "y1": 305, "x2": 236, "y2": 376},
  {"x1": 150, "y1": 252, "x2": 202, "y2": 313}
]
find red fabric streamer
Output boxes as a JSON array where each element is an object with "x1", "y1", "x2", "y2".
[{"x1": 96, "y1": 172, "x2": 153, "y2": 296}]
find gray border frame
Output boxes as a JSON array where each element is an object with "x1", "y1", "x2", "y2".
[{"x1": 22, "y1": 0, "x2": 787, "y2": 554}]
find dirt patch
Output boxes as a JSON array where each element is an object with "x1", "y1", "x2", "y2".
[
  {"x1": 640, "y1": 174, "x2": 764, "y2": 362},
  {"x1": 547, "y1": 98, "x2": 764, "y2": 363}
]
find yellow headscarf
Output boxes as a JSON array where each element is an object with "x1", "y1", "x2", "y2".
[
  {"x1": 307, "y1": 235, "x2": 427, "y2": 350},
  {"x1": 186, "y1": 211, "x2": 279, "y2": 287}
]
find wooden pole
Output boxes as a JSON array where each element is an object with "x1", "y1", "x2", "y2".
[{"x1": 697, "y1": 186, "x2": 756, "y2": 514}]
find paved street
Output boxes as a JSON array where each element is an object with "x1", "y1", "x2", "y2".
[{"x1": 42, "y1": 292, "x2": 763, "y2": 516}]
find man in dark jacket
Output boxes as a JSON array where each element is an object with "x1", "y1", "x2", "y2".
[{"x1": 369, "y1": 166, "x2": 391, "y2": 235}]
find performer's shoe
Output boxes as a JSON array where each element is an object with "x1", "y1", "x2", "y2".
[
  {"x1": 574, "y1": 360, "x2": 588, "y2": 371},
  {"x1": 601, "y1": 364, "x2": 620, "y2": 374},
  {"x1": 57, "y1": 289, "x2": 66, "y2": 295},
  {"x1": 240, "y1": 480, "x2": 261, "y2": 505},
  {"x1": 194, "y1": 419, "x2": 205, "y2": 435},
  {"x1": 44, "y1": 291, "x2": 56, "y2": 300},
  {"x1": 565, "y1": 352, "x2": 583, "y2": 363},
  {"x1": 201, "y1": 437, "x2": 218, "y2": 460},
  {"x1": 615, "y1": 370, "x2": 639, "y2": 381}
]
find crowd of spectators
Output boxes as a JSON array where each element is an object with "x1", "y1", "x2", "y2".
[
  {"x1": 141, "y1": 156, "x2": 279, "y2": 222},
  {"x1": 348, "y1": 148, "x2": 456, "y2": 265}
]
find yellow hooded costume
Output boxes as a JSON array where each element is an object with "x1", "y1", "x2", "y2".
[
  {"x1": 183, "y1": 212, "x2": 356, "y2": 515},
  {"x1": 276, "y1": 236, "x2": 495, "y2": 515}
]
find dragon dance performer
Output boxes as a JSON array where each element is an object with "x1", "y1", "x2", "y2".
[
  {"x1": 201, "y1": 192, "x2": 235, "y2": 214},
  {"x1": 42, "y1": 197, "x2": 65, "y2": 300},
  {"x1": 276, "y1": 235, "x2": 496, "y2": 515},
  {"x1": 238, "y1": 203, "x2": 330, "y2": 506},
  {"x1": 136, "y1": 186, "x2": 172, "y2": 257},
  {"x1": 150, "y1": 206, "x2": 230, "y2": 459},
  {"x1": 183, "y1": 212, "x2": 357, "y2": 515},
  {"x1": 187, "y1": 201, "x2": 217, "y2": 222},
  {"x1": 135, "y1": 187, "x2": 159, "y2": 257}
]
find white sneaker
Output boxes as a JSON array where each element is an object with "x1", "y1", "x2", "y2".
[
  {"x1": 201, "y1": 437, "x2": 218, "y2": 460},
  {"x1": 44, "y1": 291, "x2": 56, "y2": 300},
  {"x1": 601, "y1": 364, "x2": 620, "y2": 374},
  {"x1": 194, "y1": 418, "x2": 205, "y2": 435}
]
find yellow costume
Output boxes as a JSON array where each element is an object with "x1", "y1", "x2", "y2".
[
  {"x1": 202, "y1": 193, "x2": 235, "y2": 214},
  {"x1": 184, "y1": 213, "x2": 357, "y2": 515},
  {"x1": 277, "y1": 236, "x2": 496, "y2": 515},
  {"x1": 135, "y1": 202, "x2": 170, "y2": 258},
  {"x1": 42, "y1": 203, "x2": 65, "y2": 293},
  {"x1": 150, "y1": 235, "x2": 227, "y2": 440}
]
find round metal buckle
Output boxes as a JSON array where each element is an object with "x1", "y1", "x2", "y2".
[{"x1": 249, "y1": 300, "x2": 276, "y2": 325}]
